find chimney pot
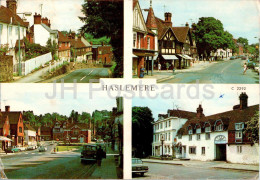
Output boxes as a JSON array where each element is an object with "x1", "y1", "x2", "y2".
[{"x1": 5, "y1": 106, "x2": 10, "y2": 112}]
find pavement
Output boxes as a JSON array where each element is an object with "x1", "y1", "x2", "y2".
[
  {"x1": 143, "y1": 61, "x2": 218, "y2": 82},
  {"x1": 142, "y1": 158, "x2": 259, "y2": 172}
]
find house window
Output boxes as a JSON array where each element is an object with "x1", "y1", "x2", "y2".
[
  {"x1": 189, "y1": 147, "x2": 196, "y2": 154},
  {"x1": 138, "y1": 35, "x2": 141, "y2": 49},
  {"x1": 74, "y1": 130, "x2": 79, "y2": 135},
  {"x1": 19, "y1": 127, "x2": 22, "y2": 133},
  {"x1": 168, "y1": 133, "x2": 171, "y2": 141},
  {"x1": 205, "y1": 133, "x2": 210, "y2": 140},
  {"x1": 205, "y1": 126, "x2": 211, "y2": 132},
  {"x1": 178, "y1": 134, "x2": 182, "y2": 139},
  {"x1": 15, "y1": 27, "x2": 19, "y2": 35},
  {"x1": 188, "y1": 129, "x2": 193, "y2": 135},
  {"x1": 165, "y1": 121, "x2": 167, "y2": 128},
  {"x1": 202, "y1": 147, "x2": 205, "y2": 155},
  {"x1": 189, "y1": 135, "x2": 192, "y2": 141},
  {"x1": 235, "y1": 131, "x2": 242, "y2": 139},
  {"x1": 235, "y1": 123, "x2": 244, "y2": 130},
  {"x1": 165, "y1": 133, "x2": 167, "y2": 141},
  {"x1": 133, "y1": 33, "x2": 137, "y2": 48},
  {"x1": 196, "y1": 134, "x2": 200, "y2": 140},
  {"x1": 9, "y1": 26, "x2": 12, "y2": 35},
  {"x1": 196, "y1": 128, "x2": 201, "y2": 134},
  {"x1": 160, "y1": 123, "x2": 162, "y2": 129},
  {"x1": 169, "y1": 121, "x2": 171, "y2": 127},
  {"x1": 215, "y1": 122, "x2": 223, "y2": 131},
  {"x1": 237, "y1": 146, "x2": 242, "y2": 153},
  {"x1": 147, "y1": 37, "x2": 150, "y2": 50},
  {"x1": 99, "y1": 51, "x2": 102, "y2": 55}
]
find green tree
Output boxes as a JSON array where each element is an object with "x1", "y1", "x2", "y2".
[
  {"x1": 79, "y1": 0, "x2": 123, "y2": 77},
  {"x1": 222, "y1": 31, "x2": 236, "y2": 56},
  {"x1": 244, "y1": 111, "x2": 259, "y2": 143},
  {"x1": 237, "y1": 37, "x2": 249, "y2": 52},
  {"x1": 194, "y1": 17, "x2": 227, "y2": 59},
  {"x1": 23, "y1": 111, "x2": 36, "y2": 123},
  {"x1": 46, "y1": 38, "x2": 58, "y2": 60},
  {"x1": 132, "y1": 106, "x2": 154, "y2": 158}
]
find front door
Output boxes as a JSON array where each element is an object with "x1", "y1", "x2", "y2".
[
  {"x1": 182, "y1": 146, "x2": 186, "y2": 158},
  {"x1": 215, "y1": 144, "x2": 226, "y2": 161}
]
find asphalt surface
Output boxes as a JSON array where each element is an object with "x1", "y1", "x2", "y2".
[
  {"x1": 1, "y1": 143, "x2": 97, "y2": 179},
  {"x1": 133, "y1": 162, "x2": 259, "y2": 179},
  {"x1": 161, "y1": 59, "x2": 259, "y2": 84},
  {"x1": 54, "y1": 68, "x2": 110, "y2": 83}
]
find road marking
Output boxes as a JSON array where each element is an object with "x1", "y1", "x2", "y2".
[
  {"x1": 25, "y1": 153, "x2": 28, "y2": 154},
  {"x1": 80, "y1": 76, "x2": 86, "y2": 81},
  {"x1": 88, "y1": 69, "x2": 94, "y2": 75},
  {"x1": 32, "y1": 153, "x2": 35, "y2": 154}
]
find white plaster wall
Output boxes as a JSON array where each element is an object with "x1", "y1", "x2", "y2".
[
  {"x1": 34, "y1": 24, "x2": 50, "y2": 46},
  {"x1": 24, "y1": 130, "x2": 36, "y2": 145},
  {"x1": 227, "y1": 144, "x2": 259, "y2": 164},
  {"x1": 178, "y1": 131, "x2": 228, "y2": 161}
]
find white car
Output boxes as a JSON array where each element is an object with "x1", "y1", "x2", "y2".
[
  {"x1": 27, "y1": 145, "x2": 38, "y2": 150},
  {"x1": 38, "y1": 146, "x2": 47, "y2": 152},
  {"x1": 15, "y1": 145, "x2": 27, "y2": 151}
]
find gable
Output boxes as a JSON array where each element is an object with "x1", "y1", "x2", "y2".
[
  {"x1": 133, "y1": 1, "x2": 147, "y2": 33},
  {"x1": 162, "y1": 29, "x2": 176, "y2": 41}
]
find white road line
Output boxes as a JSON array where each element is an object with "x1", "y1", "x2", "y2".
[
  {"x1": 88, "y1": 69, "x2": 94, "y2": 75},
  {"x1": 80, "y1": 76, "x2": 86, "y2": 81}
]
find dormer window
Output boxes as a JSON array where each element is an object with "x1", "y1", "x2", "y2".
[
  {"x1": 188, "y1": 126, "x2": 193, "y2": 134},
  {"x1": 205, "y1": 126, "x2": 211, "y2": 132},
  {"x1": 195, "y1": 125, "x2": 201, "y2": 134},
  {"x1": 235, "y1": 123, "x2": 244, "y2": 130},
  {"x1": 215, "y1": 120, "x2": 223, "y2": 131}
]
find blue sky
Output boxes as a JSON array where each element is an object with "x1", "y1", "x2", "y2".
[
  {"x1": 0, "y1": 84, "x2": 117, "y2": 116},
  {"x1": 132, "y1": 85, "x2": 259, "y2": 120},
  {"x1": 139, "y1": 0, "x2": 260, "y2": 44}
]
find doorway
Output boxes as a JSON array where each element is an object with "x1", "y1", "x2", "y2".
[{"x1": 215, "y1": 144, "x2": 226, "y2": 161}]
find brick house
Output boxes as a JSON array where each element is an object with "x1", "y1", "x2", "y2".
[
  {"x1": 63, "y1": 123, "x2": 91, "y2": 143},
  {"x1": 68, "y1": 32, "x2": 93, "y2": 63},
  {"x1": 1, "y1": 106, "x2": 24, "y2": 146},
  {"x1": 133, "y1": 0, "x2": 157, "y2": 77},
  {"x1": 40, "y1": 126, "x2": 52, "y2": 141},
  {"x1": 58, "y1": 31, "x2": 71, "y2": 61},
  {"x1": 92, "y1": 43, "x2": 113, "y2": 64}
]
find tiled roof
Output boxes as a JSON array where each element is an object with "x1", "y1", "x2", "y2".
[
  {"x1": 67, "y1": 123, "x2": 90, "y2": 130},
  {"x1": 146, "y1": 7, "x2": 157, "y2": 29},
  {"x1": 168, "y1": 109, "x2": 197, "y2": 119},
  {"x1": 58, "y1": 31, "x2": 70, "y2": 43},
  {"x1": 70, "y1": 39, "x2": 87, "y2": 49},
  {"x1": 178, "y1": 104, "x2": 259, "y2": 135},
  {"x1": 172, "y1": 26, "x2": 190, "y2": 43},
  {"x1": 41, "y1": 23, "x2": 57, "y2": 34},
  {"x1": 1, "y1": 112, "x2": 21, "y2": 124},
  {"x1": 0, "y1": 115, "x2": 8, "y2": 128},
  {"x1": 0, "y1": 5, "x2": 28, "y2": 27}
]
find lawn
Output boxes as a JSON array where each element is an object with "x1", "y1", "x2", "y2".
[{"x1": 56, "y1": 146, "x2": 82, "y2": 152}]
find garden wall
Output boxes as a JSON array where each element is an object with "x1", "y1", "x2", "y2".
[{"x1": 0, "y1": 55, "x2": 13, "y2": 82}]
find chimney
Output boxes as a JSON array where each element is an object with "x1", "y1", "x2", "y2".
[
  {"x1": 5, "y1": 106, "x2": 10, "y2": 112},
  {"x1": 48, "y1": 20, "x2": 51, "y2": 28},
  {"x1": 42, "y1": 17, "x2": 49, "y2": 26},
  {"x1": 196, "y1": 104, "x2": 204, "y2": 118},
  {"x1": 239, "y1": 92, "x2": 248, "y2": 110},
  {"x1": 185, "y1": 22, "x2": 189, "y2": 27},
  {"x1": 6, "y1": 0, "x2": 17, "y2": 14},
  {"x1": 34, "y1": 13, "x2": 42, "y2": 24},
  {"x1": 164, "y1": 12, "x2": 172, "y2": 27}
]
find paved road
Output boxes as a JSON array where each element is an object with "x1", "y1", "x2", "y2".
[
  {"x1": 133, "y1": 162, "x2": 259, "y2": 179},
  {"x1": 53, "y1": 68, "x2": 110, "y2": 83},
  {"x1": 162, "y1": 59, "x2": 259, "y2": 84}
]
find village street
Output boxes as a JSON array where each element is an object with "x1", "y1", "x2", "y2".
[
  {"x1": 159, "y1": 58, "x2": 258, "y2": 84},
  {"x1": 50, "y1": 68, "x2": 110, "y2": 83},
  {"x1": 1, "y1": 142, "x2": 119, "y2": 179},
  {"x1": 133, "y1": 162, "x2": 259, "y2": 179}
]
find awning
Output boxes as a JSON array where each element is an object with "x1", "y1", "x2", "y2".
[
  {"x1": 183, "y1": 55, "x2": 193, "y2": 60},
  {"x1": 0, "y1": 136, "x2": 13, "y2": 141},
  {"x1": 162, "y1": 55, "x2": 178, "y2": 60},
  {"x1": 177, "y1": 54, "x2": 186, "y2": 59}
]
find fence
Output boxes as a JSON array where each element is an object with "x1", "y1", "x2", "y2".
[{"x1": 13, "y1": 52, "x2": 52, "y2": 76}]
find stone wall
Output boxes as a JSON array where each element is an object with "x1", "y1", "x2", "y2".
[{"x1": 0, "y1": 55, "x2": 13, "y2": 82}]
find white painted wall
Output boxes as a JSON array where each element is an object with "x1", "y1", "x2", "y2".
[
  {"x1": 24, "y1": 129, "x2": 36, "y2": 146},
  {"x1": 177, "y1": 131, "x2": 228, "y2": 161},
  {"x1": 34, "y1": 24, "x2": 58, "y2": 46},
  {"x1": 227, "y1": 144, "x2": 259, "y2": 164}
]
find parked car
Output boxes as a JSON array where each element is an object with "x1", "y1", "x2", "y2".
[
  {"x1": 132, "y1": 158, "x2": 149, "y2": 176},
  {"x1": 81, "y1": 145, "x2": 98, "y2": 163},
  {"x1": 27, "y1": 145, "x2": 37, "y2": 150},
  {"x1": 15, "y1": 145, "x2": 27, "y2": 151},
  {"x1": 5, "y1": 146, "x2": 21, "y2": 153},
  {"x1": 230, "y1": 56, "x2": 236, "y2": 60},
  {"x1": 38, "y1": 146, "x2": 47, "y2": 152},
  {"x1": 247, "y1": 61, "x2": 256, "y2": 69}
]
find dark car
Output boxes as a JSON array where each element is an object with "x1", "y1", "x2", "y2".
[
  {"x1": 132, "y1": 158, "x2": 148, "y2": 176},
  {"x1": 81, "y1": 145, "x2": 98, "y2": 163},
  {"x1": 5, "y1": 146, "x2": 21, "y2": 153}
]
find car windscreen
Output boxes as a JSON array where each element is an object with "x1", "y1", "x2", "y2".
[{"x1": 132, "y1": 159, "x2": 143, "y2": 164}]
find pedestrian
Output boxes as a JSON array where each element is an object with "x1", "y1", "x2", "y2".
[
  {"x1": 96, "y1": 146, "x2": 103, "y2": 166},
  {"x1": 139, "y1": 65, "x2": 145, "y2": 78},
  {"x1": 158, "y1": 63, "x2": 161, "y2": 72},
  {"x1": 166, "y1": 62, "x2": 170, "y2": 71},
  {"x1": 243, "y1": 63, "x2": 248, "y2": 75}
]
